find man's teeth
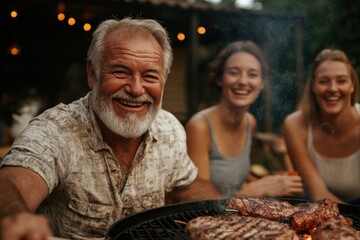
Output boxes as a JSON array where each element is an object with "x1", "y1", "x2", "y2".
[{"x1": 120, "y1": 100, "x2": 143, "y2": 107}]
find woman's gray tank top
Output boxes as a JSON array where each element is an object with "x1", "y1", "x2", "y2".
[{"x1": 201, "y1": 114, "x2": 252, "y2": 197}]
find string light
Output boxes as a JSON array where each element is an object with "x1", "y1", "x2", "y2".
[
  {"x1": 57, "y1": 13, "x2": 65, "y2": 21},
  {"x1": 8, "y1": 45, "x2": 21, "y2": 56},
  {"x1": 10, "y1": 10, "x2": 18, "y2": 18},
  {"x1": 177, "y1": 32, "x2": 185, "y2": 41},
  {"x1": 68, "y1": 17, "x2": 76, "y2": 26},
  {"x1": 197, "y1": 26, "x2": 206, "y2": 35},
  {"x1": 83, "y1": 23, "x2": 91, "y2": 31},
  {"x1": 9, "y1": 9, "x2": 21, "y2": 55}
]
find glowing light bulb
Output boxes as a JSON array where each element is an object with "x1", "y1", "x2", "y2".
[
  {"x1": 10, "y1": 11, "x2": 18, "y2": 18},
  {"x1": 177, "y1": 32, "x2": 185, "y2": 41},
  {"x1": 197, "y1": 26, "x2": 206, "y2": 35},
  {"x1": 8, "y1": 45, "x2": 21, "y2": 56},
  {"x1": 83, "y1": 23, "x2": 91, "y2": 31},
  {"x1": 57, "y1": 13, "x2": 65, "y2": 21},
  {"x1": 68, "y1": 17, "x2": 76, "y2": 26}
]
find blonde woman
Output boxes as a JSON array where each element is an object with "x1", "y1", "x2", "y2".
[{"x1": 283, "y1": 48, "x2": 360, "y2": 204}]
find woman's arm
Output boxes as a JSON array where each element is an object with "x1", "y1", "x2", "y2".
[
  {"x1": 283, "y1": 112, "x2": 344, "y2": 203},
  {"x1": 185, "y1": 114, "x2": 212, "y2": 180},
  {"x1": 239, "y1": 174, "x2": 304, "y2": 197}
]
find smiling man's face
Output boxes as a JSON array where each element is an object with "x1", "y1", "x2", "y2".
[{"x1": 89, "y1": 26, "x2": 165, "y2": 138}]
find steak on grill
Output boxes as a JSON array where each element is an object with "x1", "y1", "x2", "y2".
[
  {"x1": 185, "y1": 215, "x2": 299, "y2": 240},
  {"x1": 291, "y1": 198, "x2": 340, "y2": 231},
  {"x1": 311, "y1": 215, "x2": 360, "y2": 240},
  {"x1": 226, "y1": 193, "x2": 297, "y2": 221},
  {"x1": 226, "y1": 194, "x2": 340, "y2": 233}
]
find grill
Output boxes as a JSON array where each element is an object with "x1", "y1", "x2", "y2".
[{"x1": 105, "y1": 198, "x2": 360, "y2": 240}]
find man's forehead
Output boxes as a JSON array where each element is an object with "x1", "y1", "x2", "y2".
[
  {"x1": 109, "y1": 25, "x2": 154, "y2": 41},
  {"x1": 105, "y1": 26, "x2": 163, "y2": 57}
]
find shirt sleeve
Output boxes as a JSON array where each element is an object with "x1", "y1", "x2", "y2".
[
  {"x1": 0, "y1": 117, "x2": 66, "y2": 194},
  {"x1": 164, "y1": 115, "x2": 198, "y2": 192},
  {"x1": 170, "y1": 151, "x2": 198, "y2": 190}
]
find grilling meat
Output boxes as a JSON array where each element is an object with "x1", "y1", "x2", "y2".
[
  {"x1": 311, "y1": 215, "x2": 360, "y2": 240},
  {"x1": 226, "y1": 193, "x2": 297, "y2": 221},
  {"x1": 290, "y1": 199, "x2": 339, "y2": 231},
  {"x1": 226, "y1": 194, "x2": 341, "y2": 233},
  {"x1": 185, "y1": 215, "x2": 299, "y2": 240}
]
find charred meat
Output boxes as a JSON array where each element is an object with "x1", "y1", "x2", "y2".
[
  {"x1": 311, "y1": 215, "x2": 359, "y2": 240},
  {"x1": 291, "y1": 199, "x2": 339, "y2": 231},
  {"x1": 226, "y1": 193, "x2": 297, "y2": 221},
  {"x1": 186, "y1": 215, "x2": 299, "y2": 240},
  {"x1": 226, "y1": 194, "x2": 341, "y2": 233}
]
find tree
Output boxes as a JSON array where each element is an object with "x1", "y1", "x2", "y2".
[{"x1": 258, "y1": 0, "x2": 360, "y2": 72}]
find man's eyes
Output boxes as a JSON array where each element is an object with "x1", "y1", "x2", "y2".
[
  {"x1": 112, "y1": 71, "x2": 160, "y2": 82},
  {"x1": 113, "y1": 70, "x2": 128, "y2": 77}
]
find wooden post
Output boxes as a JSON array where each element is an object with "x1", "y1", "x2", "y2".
[{"x1": 187, "y1": 12, "x2": 199, "y2": 119}]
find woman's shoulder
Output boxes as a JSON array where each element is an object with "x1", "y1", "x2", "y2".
[
  {"x1": 185, "y1": 107, "x2": 215, "y2": 133},
  {"x1": 245, "y1": 112, "x2": 257, "y2": 131},
  {"x1": 284, "y1": 110, "x2": 305, "y2": 125},
  {"x1": 186, "y1": 107, "x2": 216, "y2": 124},
  {"x1": 283, "y1": 110, "x2": 308, "y2": 134}
]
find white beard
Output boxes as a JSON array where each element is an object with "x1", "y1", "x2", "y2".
[{"x1": 91, "y1": 82, "x2": 161, "y2": 138}]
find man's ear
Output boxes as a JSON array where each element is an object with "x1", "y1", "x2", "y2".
[{"x1": 86, "y1": 61, "x2": 95, "y2": 90}]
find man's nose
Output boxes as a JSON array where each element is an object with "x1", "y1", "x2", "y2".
[{"x1": 124, "y1": 74, "x2": 145, "y2": 96}]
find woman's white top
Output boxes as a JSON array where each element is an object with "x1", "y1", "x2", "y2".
[{"x1": 308, "y1": 103, "x2": 360, "y2": 203}]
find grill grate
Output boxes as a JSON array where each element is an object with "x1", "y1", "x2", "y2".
[
  {"x1": 109, "y1": 208, "x2": 225, "y2": 240},
  {"x1": 106, "y1": 199, "x2": 360, "y2": 240},
  {"x1": 339, "y1": 204, "x2": 360, "y2": 230}
]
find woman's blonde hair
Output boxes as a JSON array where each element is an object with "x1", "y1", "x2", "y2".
[{"x1": 299, "y1": 48, "x2": 359, "y2": 122}]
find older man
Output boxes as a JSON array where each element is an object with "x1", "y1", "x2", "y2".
[{"x1": 0, "y1": 17, "x2": 220, "y2": 239}]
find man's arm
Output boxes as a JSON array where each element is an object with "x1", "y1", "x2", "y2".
[
  {"x1": 166, "y1": 177, "x2": 222, "y2": 204},
  {"x1": 0, "y1": 167, "x2": 53, "y2": 239},
  {"x1": 0, "y1": 167, "x2": 48, "y2": 215},
  {"x1": 0, "y1": 177, "x2": 28, "y2": 217}
]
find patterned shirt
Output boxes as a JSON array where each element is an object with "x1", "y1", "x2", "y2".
[{"x1": 1, "y1": 92, "x2": 198, "y2": 240}]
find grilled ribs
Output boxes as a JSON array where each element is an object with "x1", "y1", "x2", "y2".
[
  {"x1": 311, "y1": 215, "x2": 360, "y2": 240},
  {"x1": 186, "y1": 215, "x2": 299, "y2": 240}
]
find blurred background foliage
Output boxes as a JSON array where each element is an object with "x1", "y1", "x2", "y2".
[{"x1": 219, "y1": 0, "x2": 360, "y2": 71}]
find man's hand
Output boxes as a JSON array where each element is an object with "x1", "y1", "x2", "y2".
[
  {"x1": 166, "y1": 178, "x2": 222, "y2": 204},
  {"x1": 0, "y1": 212, "x2": 53, "y2": 240}
]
